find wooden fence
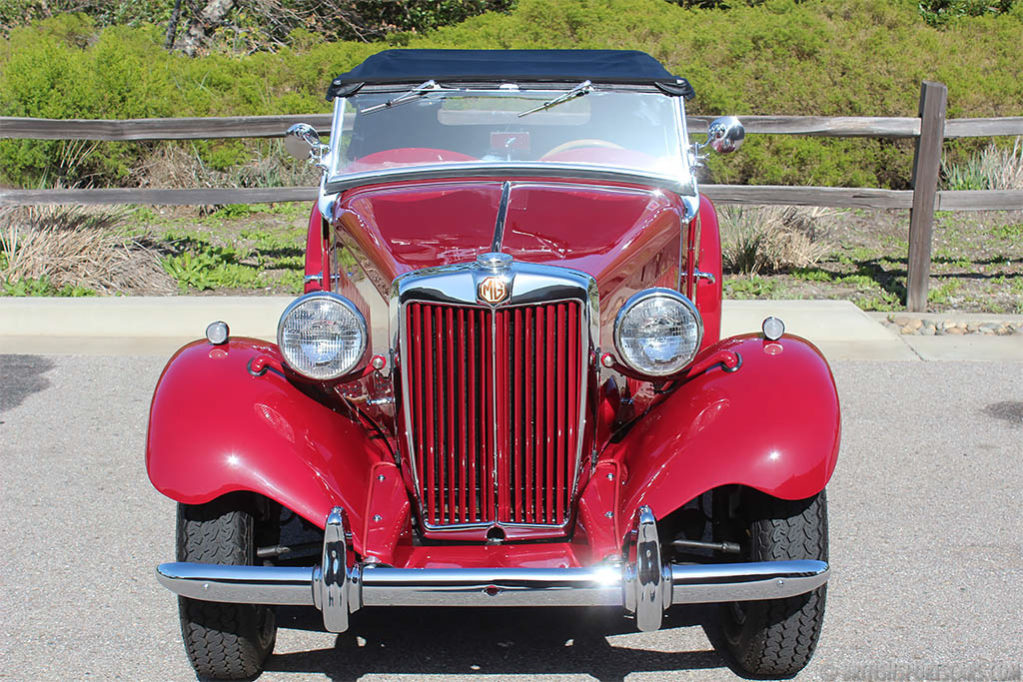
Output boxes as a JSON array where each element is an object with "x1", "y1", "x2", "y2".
[{"x1": 2, "y1": 81, "x2": 1022, "y2": 310}]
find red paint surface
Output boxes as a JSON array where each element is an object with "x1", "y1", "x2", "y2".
[
  {"x1": 334, "y1": 179, "x2": 682, "y2": 348},
  {"x1": 361, "y1": 461, "x2": 411, "y2": 565},
  {"x1": 393, "y1": 543, "x2": 588, "y2": 569},
  {"x1": 695, "y1": 195, "x2": 723, "y2": 350},
  {"x1": 146, "y1": 338, "x2": 393, "y2": 554},
  {"x1": 595, "y1": 333, "x2": 840, "y2": 558}
]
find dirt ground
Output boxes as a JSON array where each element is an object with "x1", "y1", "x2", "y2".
[{"x1": 722, "y1": 208, "x2": 1023, "y2": 314}]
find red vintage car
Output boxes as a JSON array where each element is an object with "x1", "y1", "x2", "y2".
[{"x1": 148, "y1": 49, "x2": 839, "y2": 679}]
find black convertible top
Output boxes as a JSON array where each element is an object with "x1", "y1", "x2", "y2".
[{"x1": 327, "y1": 49, "x2": 693, "y2": 99}]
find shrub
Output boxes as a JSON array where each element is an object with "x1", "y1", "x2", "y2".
[{"x1": 1, "y1": 0, "x2": 1021, "y2": 189}]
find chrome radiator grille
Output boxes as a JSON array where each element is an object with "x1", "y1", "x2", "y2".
[{"x1": 403, "y1": 300, "x2": 585, "y2": 531}]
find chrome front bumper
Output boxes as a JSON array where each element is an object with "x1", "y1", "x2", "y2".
[{"x1": 156, "y1": 506, "x2": 829, "y2": 633}]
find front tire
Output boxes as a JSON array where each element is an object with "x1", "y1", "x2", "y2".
[
  {"x1": 176, "y1": 494, "x2": 277, "y2": 680},
  {"x1": 717, "y1": 490, "x2": 828, "y2": 678}
]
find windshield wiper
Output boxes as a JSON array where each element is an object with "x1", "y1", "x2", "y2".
[
  {"x1": 360, "y1": 80, "x2": 442, "y2": 115},
  {"x1": 517, "y1": 80, "x2": 592, "y2": 118}
]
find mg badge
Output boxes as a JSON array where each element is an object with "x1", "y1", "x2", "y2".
[{"x1": 478, "y1": 276, "x2": 508, "y2": 304}]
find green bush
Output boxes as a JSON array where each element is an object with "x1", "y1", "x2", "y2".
[{"x1": 1, "y1": 0, "x2": 1021, "y2": 189}]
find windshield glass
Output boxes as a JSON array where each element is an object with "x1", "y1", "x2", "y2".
[{"x1": 329, "y1": 88, "x2": 686, "y2": 181}]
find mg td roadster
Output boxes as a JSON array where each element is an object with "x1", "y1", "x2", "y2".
[{"x1": 147, "y1": 49, "x2": 840, "y2": 679}]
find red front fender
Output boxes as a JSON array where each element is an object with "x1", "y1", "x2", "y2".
[
  {"x1": 145, "y1": 338, "x2": 392, "y2": 555},
  {"x1": 608, "y1": 334, "x2": 841, "y2": 528}
]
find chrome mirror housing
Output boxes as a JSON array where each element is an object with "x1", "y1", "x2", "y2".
[
  {"x1": 706, "y1": 116, "x2": 745, "y2": 154},
  {"x1": 285, "y1": 123, "x2": 328, "y2": 163}
]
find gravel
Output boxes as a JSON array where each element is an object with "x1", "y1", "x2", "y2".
[{"x1": 883, "y1": 314, "x2": 1023, "y2": 337}]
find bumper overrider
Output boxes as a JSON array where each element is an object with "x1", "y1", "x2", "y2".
[{"x1": 156, "y1": 506, "x2": 829, "y2": 633}]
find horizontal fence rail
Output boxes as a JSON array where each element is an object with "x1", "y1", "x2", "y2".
[
  {"x1": 3, "y1": 114, "x2": 1022, "y2": 141},
  {"x1": 3, "y1": 186, "x2": 1017, "y2": 212},
  {"x1": 0, "y1": 114, "x2": 334, "y2": 141},
  {"x1": 1, "y1": 81, "x2": 1021, "y2": 311}
]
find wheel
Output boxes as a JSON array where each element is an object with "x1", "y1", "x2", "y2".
[
  {"x1": 716, "y1": 490, "x2": 828, "y2": 678},
  {"x1": 176, "y1": 494, "x2": 277, "y2": 680}
]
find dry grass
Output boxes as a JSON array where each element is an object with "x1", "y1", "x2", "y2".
[
  {"x1": 943, "y1": 136, "x2": 1023, "y2": 191},
  {"x1": 0, "y1": 205, "x2": 175, "y2": 294},
  {"x1": 719, "y1": 205, "x2": 832, "y2": 275},
  {"x1": 132, "y1": 142, "x2": 320, "y2": 190}
]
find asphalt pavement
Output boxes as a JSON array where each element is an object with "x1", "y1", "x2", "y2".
[{"x1": 1, "y1": 300, "x2": 1021, "y2": 680}]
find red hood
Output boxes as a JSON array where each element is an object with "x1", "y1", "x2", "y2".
[{"x1": 336, "y1": 179, "x2": 684, "y2": 311}]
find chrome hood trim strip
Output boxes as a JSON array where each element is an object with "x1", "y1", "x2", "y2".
[{"x1": 325, "y1": 162, "x2": 696, "y2": 197}]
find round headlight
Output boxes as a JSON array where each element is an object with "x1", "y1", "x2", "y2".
[
  {"x1": 277, "y1": 292, "x2": 367, "y2": 380},
  {"x1": 613, "y1": 288, "x2": 703, "y2": 377}
]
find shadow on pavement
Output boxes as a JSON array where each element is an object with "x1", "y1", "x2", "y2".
[
  {"x1": 0, "y1": 354, "x2": 55, "y2": 415},
  {"x1": 268, "y1": 605, "x2": 727, "y2": 681}
]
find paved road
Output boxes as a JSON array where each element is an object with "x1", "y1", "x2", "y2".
[{"x1": 1, "y1": 354, "x2": 1021, "y2": 681}]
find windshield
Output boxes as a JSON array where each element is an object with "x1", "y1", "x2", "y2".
[{"x1": 328, "y1": 88, "x2": 688, "y2": 185}]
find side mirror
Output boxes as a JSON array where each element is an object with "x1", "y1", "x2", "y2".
[
  {"x1": 284, "y1": 123, "x2": 327, "y2": 162},
  {"x1": 705, "y1": 116, "x2": 745, "y2": 154}
]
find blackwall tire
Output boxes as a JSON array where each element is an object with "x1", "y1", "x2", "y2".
[
  {"x1": 717, "y1": 490, "x2": 828, "y2": 678},
  {"x1": 176, "y1": 495, "x2": 277, "y2": 680}
]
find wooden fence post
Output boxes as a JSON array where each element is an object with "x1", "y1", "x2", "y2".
[{"x1": 906, "y1": 81, "x2": 948, "y2": 312}]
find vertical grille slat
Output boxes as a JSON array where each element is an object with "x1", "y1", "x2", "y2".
[
  {"x1": 523, "y1": 307, "x2": 534, "y2": 525},
  {"x1": 534, "y1": 306, "x2": 546, "y2": 524},
  {"x1": 467, "y1": 309, "x2": 478, "y2": 522},
  {"x1": 404, "y1": 300, "x2": 583, "y2": 533},
  {"x1": 456, "y1": 309, "x2": 467, "y2": 524}
]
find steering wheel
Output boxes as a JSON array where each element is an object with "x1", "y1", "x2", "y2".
[{"x1": 542, "y1": 139, "x2": 625, "y2": 159}]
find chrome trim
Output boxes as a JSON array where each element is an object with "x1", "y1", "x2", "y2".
[
  {"x1": 205, "y1": 320, "x2": 229, "y2": 346},
  {"x1": 762, "y1": 316, "x2": 786, "y2": 341},
  {"x1": 391, "y1": 259, "x2": 598, "y2": 533},
  {"x1": 317, "y1": 507, "x2": 351, "y2": 632},
  {"x1": 157, "y1": 558, "x2": 829, "y2": 615},
  {"x1": 325, "y1": 162, "x2": 696, "y2": 197},
  {"x1": 156, "y1": 506, "x2": 830, "y2": 633},
  {"x1": 285, "y1": 123, "x2": 329, "y2": 169},
  {"x1": 612, "y1": 287, "x2": 704, "y2": 378},
  {"x1": 693, "y1": 268, "x2": 716, "y2": 285},
  {"x1": 359, "y1": 565, "x2": 622, "y2": 607},
  {"x1": 623, "y1": 506, "x2": 671, "y2": 632},
  {"x1": 490, "y1": 181, "x2": 512, "y2": 252},
  {"x1": 706, "y1": 116, "x2": 746, "y2": 154},
  {"x1": 517, "y1": 80, "x2": 592, "y2": 118},
  {"x1": 303, "y1": 273, "x2": 343, "y2": 285},
  {"x1": 156, "y1": 563, "x2": 315, "y2": 605},
  {"x1": 277, "y1": 291, "x2": 369, "y2": 381}
]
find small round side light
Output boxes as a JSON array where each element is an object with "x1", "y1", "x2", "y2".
[
  {"x1": 762, "y1": 316, "x2": 785, "y2": 341},
  {"x1": 206, "y1": 320, "x2": 230, "y2": 345}
]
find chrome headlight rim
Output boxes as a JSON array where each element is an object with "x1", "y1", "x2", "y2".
[
  {"x1": 277, "y1": 291, "x2": 368, "y2": 381},
  {"x1": 613, "y1": 287, "x2": 704, "y2": 378}
]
